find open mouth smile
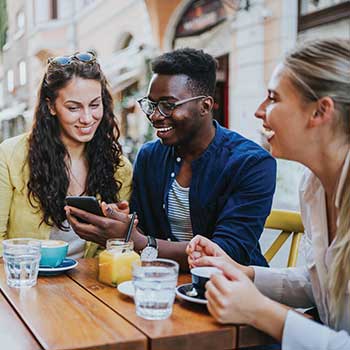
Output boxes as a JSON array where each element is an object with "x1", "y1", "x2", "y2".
[
  {"x1": 155, "y1": 126, "x2": 174, "y2": 132},
  {"x1": 75, "y1": 123, "x2": 96, "y2": 134},
  {"x1": 262, "y1": 126, "x2": 275, "y2": 141}
]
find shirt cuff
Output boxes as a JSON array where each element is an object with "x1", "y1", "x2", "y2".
[
  {"x1": 253, "y1": 266, "x2": 284, "y2": 302},
  {"x1": 282, "y1": 310, "x2": 331, "y2": 350}
]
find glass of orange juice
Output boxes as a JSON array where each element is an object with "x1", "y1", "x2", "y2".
[{"x1": 98, "y1": 239, "x2": 140, "y2": 287}]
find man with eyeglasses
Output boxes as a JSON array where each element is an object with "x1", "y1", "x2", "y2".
[{"x1": 68, "y1": 48, "x2": 276, "y2": 271}]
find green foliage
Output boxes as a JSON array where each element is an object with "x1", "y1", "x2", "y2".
[{"x1": 0, "y1": 0, "x2": 8, "y2": 51}]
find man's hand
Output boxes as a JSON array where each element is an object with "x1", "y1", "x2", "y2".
[
  {"x1": 101, "y1": 201, "x2": 130, "y2": 216},
  {"x1": 65, "y1": 201, "x2": 137, "y2": 247}
]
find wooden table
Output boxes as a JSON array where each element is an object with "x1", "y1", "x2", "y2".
[{"x1": 0, "y1": 259, "x2": 275, "y2": 350}]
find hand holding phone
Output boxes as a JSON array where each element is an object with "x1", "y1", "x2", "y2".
[{"x1": 65, "y1": 196, "x2": 103, "y2": 222}]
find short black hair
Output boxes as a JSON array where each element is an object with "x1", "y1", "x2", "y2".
[{"x1": 151, "y1": 48, "x2": 217, "y2": 97}]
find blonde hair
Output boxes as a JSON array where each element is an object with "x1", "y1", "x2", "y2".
[{"x1": 284, "y1": 38, "x2": 350, "y2": 328}]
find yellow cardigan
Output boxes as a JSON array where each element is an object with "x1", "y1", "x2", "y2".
[{"x1": 0, "y1": 133, "x2": 133, "y2": 257}]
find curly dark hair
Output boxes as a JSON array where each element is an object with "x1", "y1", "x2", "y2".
[
  {"x1": 27, "y1": 56, "x2": 122, "y2": 230},
  {"x1": 151, "y1": 47, "x2": 217, "y2": 97}
]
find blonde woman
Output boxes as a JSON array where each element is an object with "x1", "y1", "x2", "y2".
[{"x1": 187, "y1": 38, "x2": 350, "y2": 349}]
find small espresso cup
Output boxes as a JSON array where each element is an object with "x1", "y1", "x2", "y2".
[
  {"x1": 40, "y1": 240, "x2": 68, "y2": 268},
  {"x1": 190, "y1": 266, "x2": 222, "y2": 298}
]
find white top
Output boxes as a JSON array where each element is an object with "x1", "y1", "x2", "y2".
[
  {"x1": 50, "y1": 220, "x2": 85, "y2": 259},
  {"x1": 254, "y1": 150, "x2": 350, "y2": 349},
  {"x1": 167, "y1": 179, "x2": 193, "y2": 241}
]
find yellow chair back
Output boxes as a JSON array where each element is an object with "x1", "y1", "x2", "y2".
[{"x1": 264, "y1": 209, "x2": 304, "y2": 267}]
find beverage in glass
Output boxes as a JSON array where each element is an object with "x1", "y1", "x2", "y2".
[
  {"x1": 99, "y1": 239, "x2": 141, "y2": 287},
  {"x1": 132, "y1": 259, "x2": 179, "y2": 320},
  {"x1": 3, "y1": 238, "x2": 41, "y2": 288}
]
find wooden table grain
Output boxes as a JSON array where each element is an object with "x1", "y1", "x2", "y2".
[
  {"x1": 0, "y1": 290, "x2": 42, "y2": 349},
  {"x1": 68, "y1": 259, "x2": 275, "y2": 350},
  {"x1": 0, "y1": 261, "x2": 147, "y2": 350},
  {"x1": 0, "y1": 259, "x2": 275, "y2": 350}
]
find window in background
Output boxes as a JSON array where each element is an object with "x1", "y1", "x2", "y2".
[
  {"x1": 300, "y1": 0, "x2": 348, "y2": 15},
  {"x1": 51, "y1": 0, "x2": 58, "y2": 19},
  {"x1": 7, "y1": 70, "x2": 14, "y2": 92},
  {"x1": 16, "y1": 11, "x2": 25, "y2": 32},
  {"x1": 19, "y1": 61, "x2": 26, "y2": 86},
  {"x1": 298, "y1": 0, "x2": 350, "y2": 31}
]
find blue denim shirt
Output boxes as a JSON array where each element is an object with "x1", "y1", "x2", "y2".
[{"x1": 131, "y1": 121, "x2": 276, "y2": 266}]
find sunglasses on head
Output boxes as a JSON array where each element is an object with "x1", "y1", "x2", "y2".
[{"x1": 47, "y1": 52, "x2": 96, "y2": 66}]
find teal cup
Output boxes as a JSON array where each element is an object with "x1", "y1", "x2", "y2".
[{"x1": 40, "y1": 240, "x2": 68, "y2": 268}]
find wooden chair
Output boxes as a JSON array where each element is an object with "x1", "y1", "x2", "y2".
[{"x1": 263, "y1": 209, "x2": 304, "y2": 267}]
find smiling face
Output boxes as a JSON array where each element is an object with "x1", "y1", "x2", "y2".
[
  {"x1": 255, "y1": 64, "x2": 315, "y2": 161},
  {"x1": 147, "y1": 74, "x2": 206, "y2": 147},
  {"x1": 48, "y1": 77, "x2": 103, "y2": 148}
]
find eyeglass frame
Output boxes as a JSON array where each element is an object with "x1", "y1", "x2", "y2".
[
  {"x1": 47, "y1": 52, "x2": 96, "y2": 66},
  {"x1": 137, "y1": 95, "x2": 208, "y2": 120}
]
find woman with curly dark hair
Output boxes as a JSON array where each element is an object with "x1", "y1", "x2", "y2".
[{"x1": 0, "y1": 52, "x2": 132, "y2": 258}]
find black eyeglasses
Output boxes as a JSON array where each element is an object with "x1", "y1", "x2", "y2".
[
  {"x1": 137, "y1": 95, "x2": 207, "y2": 120},
  {"x1": 47, "y1": 52, "x2": 96, "y2": 66}
]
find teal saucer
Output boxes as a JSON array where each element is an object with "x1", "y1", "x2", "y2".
[{"x1": 38, "y1": 258, "x2": 78, "y2": 276}]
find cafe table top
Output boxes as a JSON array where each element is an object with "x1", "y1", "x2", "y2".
[{"x1": 0, "y1": 258, "x2": 275, "y2": 350}]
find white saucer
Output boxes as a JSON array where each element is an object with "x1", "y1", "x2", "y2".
[
  {"x1": 176, "y1": 283, "x2": 208, "y2": 305},
  {"x1": 117, "y1": 280, "x2": 134, "y2": 298},
  {"x1": 39, "y1": 258, "x2": 78, "y2": 276}
]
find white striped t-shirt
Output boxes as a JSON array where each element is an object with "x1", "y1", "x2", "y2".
[{"x1": 167, "y1": 179, "x2": 193, "y2": 241}]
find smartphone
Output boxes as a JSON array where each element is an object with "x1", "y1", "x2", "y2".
[{"x1": 65, "y1": 196, "x2": 104, "y2": 221}]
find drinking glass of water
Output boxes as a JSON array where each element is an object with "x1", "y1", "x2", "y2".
[
  {"x1": 3, "y1": 238, "x2": 41, "y2": 288},
  {"x1": 132, "y1": 258, "x2": 179, "y2": 320}
]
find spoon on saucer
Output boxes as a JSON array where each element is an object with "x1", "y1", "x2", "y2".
[{"x1": 185, "y1": 287, "x2": 198, "y2": 297}]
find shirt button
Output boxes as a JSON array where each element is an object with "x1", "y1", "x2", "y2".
[
  {"x1": 171, "y1": 172, "x2": 175, "y2": 178},
  {"x1": 176, "y1": 157, "x2": 181, "y2": 162},
  {"x1": 162, "y1": 204, "x2": 166, "y2": 209}
]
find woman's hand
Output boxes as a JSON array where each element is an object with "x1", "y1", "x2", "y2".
[
  {"x1": 186, "y1": 235, "x2": 254, "y2": 280},
  {"x1": 186, "y1": 235, "x2": 230, "y2": 268},
  {"x1": 205, "y1": 258, "x2": 288, "y2": 342},
  {"x1": 205, "y1": 258, "x2": 264, "y2": 324}
]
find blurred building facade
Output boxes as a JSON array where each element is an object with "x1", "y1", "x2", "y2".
[{"x1": 0, "y1": 0, "x2": 349, "y2": 179}]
